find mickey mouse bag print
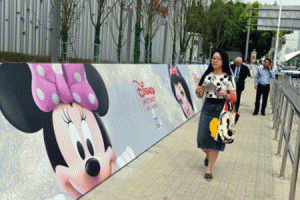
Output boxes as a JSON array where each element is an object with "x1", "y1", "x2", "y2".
[{"x1": 210, "y1": 94, "x2": 238, "y2": 144}]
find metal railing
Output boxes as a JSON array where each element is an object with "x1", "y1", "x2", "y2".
[{"x1": 270, "y1": 73, "x2": 300, "y2": 200}]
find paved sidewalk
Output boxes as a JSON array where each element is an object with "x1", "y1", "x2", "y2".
[{"x1": 81, "y1": 77, "x2": 299, "y2": 200}]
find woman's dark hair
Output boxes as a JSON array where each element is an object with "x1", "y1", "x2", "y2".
[
  {"x1": 198, "y1": 49, "x2": 232, "y2": 86},
  {"x1": 168, "y1": 65, "x2": 194, "y2": 118}
]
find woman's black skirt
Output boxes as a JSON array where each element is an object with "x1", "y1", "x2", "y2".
[{"x1": 197, "y1": 98, "x2": 226, "y2": 151}]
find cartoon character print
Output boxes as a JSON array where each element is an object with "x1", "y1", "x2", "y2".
[
  {"x1": 0, "y1": 63, "x2": 116, "y2": 199},
  {"x1": 210, "y1": 103, "x2": 236, "y2": 144},
  {"x1": 204, "y1": 73, "x2": 235, "y2": 99},
  {"x1": 168, "y1": 64, "x2": 195, "y2": 119}
]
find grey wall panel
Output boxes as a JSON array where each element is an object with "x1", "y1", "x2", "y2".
[{"x1": 1, "y1": 0, "x2": 184, "y2": 64}]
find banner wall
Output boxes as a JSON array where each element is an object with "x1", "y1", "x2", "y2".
[{"x1": 0, "y1": 63, "x2": 207, "y2": 200}]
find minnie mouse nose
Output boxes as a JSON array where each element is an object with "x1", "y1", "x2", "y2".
[{"x1": 85, "y1": 158, "x2": 100, "y2": 177}]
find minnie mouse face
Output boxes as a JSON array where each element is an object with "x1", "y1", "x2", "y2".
[
  {"x1": 0, "y1": 63, "x2": 115, "y2": 199},
  {"x1": 174, "y1": 82, "x2": 194, "y2": 118},
  {"x1": 169, "y1": 64, "x2": 195, "y2": 119},
  {"x1": 53, "y1": 103, "x2": 115, "y2": 198}
]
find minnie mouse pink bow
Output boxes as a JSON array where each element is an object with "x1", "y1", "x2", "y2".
[
  {"x1": 169, "y1": 65, "x2": 180, "y2": 78},
  {"x1": 29, "y1": 63, "x2": 99, "y2": 112}
]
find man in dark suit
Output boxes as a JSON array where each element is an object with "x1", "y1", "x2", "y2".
[{"x1": 230, "y1": 57, "x2": 251, "y2": 113}]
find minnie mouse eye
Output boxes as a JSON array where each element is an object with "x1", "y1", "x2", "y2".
[
  {"x1": 82, "y1": 120, "x2": 95, "y2": 156},
  {"x1": 69, "y1": 123, "x2": 85, "y2": 160},
  {"x1": 77, "y1": 141, "x2": 85, "y2": 160},
  {"x1": 87, "y1": 139, "x2": 94, "y2": 156}
]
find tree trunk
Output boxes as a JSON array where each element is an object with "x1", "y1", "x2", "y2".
[
  {"x1": 179, "y1": 36, "x2": 190, "y2": 64},
  {"x1": 172, "y1": 1, "x2": 177, "y2": 65},
  {"x1": 93, "y1": 23, "x2": 101, "y2": 63},
  {"x1": 179, "y1": 38, "x2": 186, "y2": 64},
  {"x1": 117, "y1": 6, "x2": 124, "y2": 63},
  {"x1": 134, "y1": 0, "x2": 142, "y2": 64},
  {"x1": 149, "y1": 38, "x2": 153, "y2": 63},
  {"x1": 134, "y1": 22, "x2": 142, "y2": 64},
  {"x1": 117, "y1": 35, "x2": 122, "y2": 63},
  {"x1": 145, "y1": 34, "x2": 150, "y2": 63},
  {"x1": 62, "y1": 29, "x2": 68, "y2": 62},
  {"x1": 172, "y1": 43, "x2": 176, "y2": 65},
  {"x1": 189, "y1": 34, "x2": 195, "y2": 63}
]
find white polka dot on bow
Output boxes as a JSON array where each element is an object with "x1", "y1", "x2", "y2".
[
  {"x1": 52, "y1": 94, "x2": 60, "y2": 105},
  {"x1": 37, "y1": 65, "x2": 45, "y2": 76},
  {"x1": 89, "y1": 93, "x2": 95, "y2": 104},
  {"x1": 37, "y1": 88, "x2": 44, "y2": 100},
  {"x1": 72, "y1": 93, "x2": 81, "y2": 102},
  {"x1": 74, "y1": 72, "x2": 82, "y2": 82}
]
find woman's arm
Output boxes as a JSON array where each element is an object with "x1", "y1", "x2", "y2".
[
  {"x1": 226, "y1": 90, "x2": 236, "y2": 101},
  {"x1": 216, "y1": 89, "x2": 236, "y2": 101},
  {"x1": 216, "y1": 89, "x2": 237, "y2": 112},
  {"x1": 228, "y1": 90, "x2": 237, "y2": 112},
  {"x1": 196, "y1": 86, "x2": 204, "y2": 98}
]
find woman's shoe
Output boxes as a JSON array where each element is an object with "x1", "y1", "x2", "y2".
[
  {"x1": 204, "y1": 158, "x2": 209, "y2": 166},
  {"x1": 204, "y1": 173, "x2": 213, "y2": 180}
]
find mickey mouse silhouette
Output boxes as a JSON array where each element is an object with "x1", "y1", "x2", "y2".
[
  {"x1": 168, "y1": 64, "x2": 195, "y2": 119},
  {"x1": 0, "y1": 63, "x2": 116, "y2": 199}
]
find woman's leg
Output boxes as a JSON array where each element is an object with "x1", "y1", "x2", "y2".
[
  {"x1": 206, "y1": 150, "x2": 219, "y2": 174},
  {"x1": 202, "y1": 149, "x2": 210, "y2": 159}
]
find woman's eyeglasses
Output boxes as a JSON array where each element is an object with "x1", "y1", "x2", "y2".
[{"x1": 212, "y1": 57, "x2": 222, "y2": 61}]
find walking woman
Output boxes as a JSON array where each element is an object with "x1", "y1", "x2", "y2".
[{"x1": 195, "y1": 49, "x2": 236, "y2": 180}]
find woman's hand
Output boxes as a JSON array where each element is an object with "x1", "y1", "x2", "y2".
[
  {"x1": 195, "y1": 86, "x2": 204, "y2": 98},
  {"x1": 216, "y1": 89, "x2": 227, "y2": 98}
]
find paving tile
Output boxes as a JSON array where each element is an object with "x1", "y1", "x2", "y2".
[{"x1": 80, "y1": 77, "x2": 298, "y2": 200}]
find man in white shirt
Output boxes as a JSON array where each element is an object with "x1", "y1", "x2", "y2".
[{"x1": 253, "y1": 58, "x2": 275, "y2": 116}]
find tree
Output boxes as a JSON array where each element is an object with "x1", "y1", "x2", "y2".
[
  {"x1": 142, "y1": 0, "x2": 169, "y2": 63},
  {"x1": 189, "y1": 0, "x2": 292, "y2": 60},
  {"x1": 133, "y1": 0, "x2": 143, "y2": 63},
  {"x1": 166, "y1": 0, "x2": 181, "y2": 64},
  {"x1": 60, "y1": 0, "x2": 85, "y2": 62},
  {"x1": 185, "y1": 0, "x2": 205, "y2": 63},
  {"x1": 88, "y1": 0, "x2": 117, "y2": 63},
  {"x1": 177, "y1": 0, "x2": 207, "y2": 64},
  {"x1": 196, "y1": 0, "x2": 215, "y2": 58},
  {"x1": 218, "y1": 1, "x2": 248, "y2": 52},
  {"x1": 109, "y1": 0, "x2": 133, "y2": 63}
]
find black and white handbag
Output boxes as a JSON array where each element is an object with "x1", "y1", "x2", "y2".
[{"x1": 211, "y1": 95, "x2": 239, "y2": 144}]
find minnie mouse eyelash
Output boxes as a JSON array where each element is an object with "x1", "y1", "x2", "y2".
[
  {"x1": 79, "y1": 108, "x2": 86, "y2": 121},
  {"x1": 63, "y1": 108, "x2": 72, "y2": 124}
]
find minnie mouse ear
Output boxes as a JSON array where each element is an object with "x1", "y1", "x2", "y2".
[
  {"x1": 84, "y1": 64, "x2": 109, "y2": 116},
  {"x1": 0, "y1": 63, "x2": 44, "y2": 133}
]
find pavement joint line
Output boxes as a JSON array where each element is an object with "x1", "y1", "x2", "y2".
[{"x1": 81, "y1": 77, "x2": 300, "y2": 200}]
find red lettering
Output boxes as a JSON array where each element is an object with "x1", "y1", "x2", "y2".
[
  {"x1": 133, "y1": 80, "x2": 156, "y2": 98},
  {"x1": 143, "y1": 96, "x2": 156, "y2": 105},
  {"x1": 147, "y1": 103, "x2": 158, "y2": 111}
]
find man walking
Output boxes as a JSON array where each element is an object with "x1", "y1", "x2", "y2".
[
  {"x1": 253, "y1": 58, "x2": 275, "y2": 116},
  {"x1": 230, "y1": 57, "x2": 251, "y2": 113}
]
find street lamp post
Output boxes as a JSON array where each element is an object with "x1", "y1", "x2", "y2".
[{"x1": 245, "y1": 7, "x2": 252, "y2": 61}]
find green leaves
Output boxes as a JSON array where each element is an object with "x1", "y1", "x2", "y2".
[{"x1": 187, "y1": 0, "x2": 293, "y2": 59}]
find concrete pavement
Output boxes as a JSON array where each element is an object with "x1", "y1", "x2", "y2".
[{"x1": 80, "y1": 77, "x2": 300, "y2": 200}]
